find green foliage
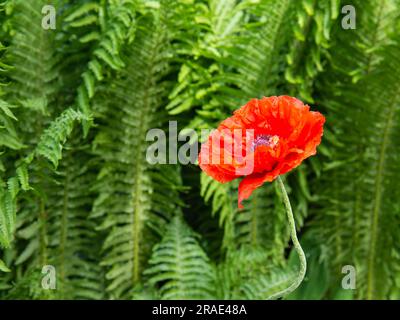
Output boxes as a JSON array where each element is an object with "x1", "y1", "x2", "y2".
[
  {"x1": 144, "y1": 216, "x2": 215, "y2": 300},
  {"x1": 285, "y1": 0, "x2": 341, "y2": 103},
  {"x1": 0, "y1": 0, "x2": 399, "y2": 300},
  {"x1": 65, "y1": 0, "x2": 136, "y2": 133},
  {"x1": 90, "y1": 4, "x2": 183, "y2": 298},
  {"x1": 215, "y1": 245, "x2": 296, "y2": 299},
  {"x1": 312, "y1": 0, "x2": 400, "y2": 299},
  {"x1": 0, "y1": 177, "x2": 17, "y2": 248}
]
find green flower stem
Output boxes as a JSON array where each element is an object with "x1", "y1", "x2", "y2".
[{"x1": 267, "y1": 176, "x2": 307, "y2": 300}]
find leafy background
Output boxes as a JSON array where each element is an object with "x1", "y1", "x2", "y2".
[{"x1": 0, "y1": 0, "x2": 399, "y2": 300}]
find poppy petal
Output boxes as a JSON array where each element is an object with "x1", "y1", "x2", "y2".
[{"x1": 238, "y1": 171, "x2": 275, "y2": 208}]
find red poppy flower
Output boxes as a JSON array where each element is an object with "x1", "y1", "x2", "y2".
[{"x1": 198, "y1": 96, "x2": 325, "y2": 208}]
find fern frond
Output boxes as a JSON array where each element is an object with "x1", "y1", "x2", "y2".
[
  {"x1": 313, "y1": 0, "x2": 400, "y2": 299},
  {"x1": 32, "y1": 108, "x2": 89, "y2": 168},
  {"x1": 234, "y1": 180, "x2": 292, "y2": 261},
  {"x1": 168, "y1": 0, "x2": 293, "y2": 119},
  {"x1": 67, "y1": 0, "x2": 136, "y2": 133},
  {"x1": 91, "y1": 3, "x2": 183, "y2": 298},
  {"x1": 285, "y1": 0, "x2": 342, "y2": 103},
  {"x1": 13, "y1": 134, "x2": 105, "y2": 299},
  {"x1": 200, "y1": 173, "x2": 235, "y2": 249},
  {"x1": 0, "y1": 100, "x2": 24, "y2": 171},
  {"x1": 144, "y1": 216, "x2": 215, "y2": 300},
  {"x1": 5, "y1": 0, "x2": 62, "y2": 118},
  {"x1": 215, "y1": 246, "x2": 295, "y2": 299},
  {"x1": 0, "y1": 258, "x2": 10, "y2": 272},
  {"x1": 0, "y1": 177, "x2": 17, "y2": 248}
]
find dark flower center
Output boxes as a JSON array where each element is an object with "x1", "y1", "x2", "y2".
[{"x1": 251, "y1": 134, "x2": 279, "y2": 151}]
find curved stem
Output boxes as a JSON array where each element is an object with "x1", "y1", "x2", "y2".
[{"x1": 267, "y1": 176, "x2": 307, "y2": 300}]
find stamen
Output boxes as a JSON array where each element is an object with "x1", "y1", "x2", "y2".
[{"x1": 251, "y1": 134, "x2": 279, "y2": 151}]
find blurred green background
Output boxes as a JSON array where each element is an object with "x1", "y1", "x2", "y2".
[{"x1": 0, "y1": 0, "x2": 399, "y2": 300}]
